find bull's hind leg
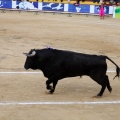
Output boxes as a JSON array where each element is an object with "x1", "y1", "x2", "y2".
[
  {"x1": 97, "y1": 84, "x2": 106, "y2": 97},
  {"x1": 105, "y1": 75, "x2": 112, "y2": 93},
  {"x1": 90, "y1": 75, "x2": 107, "y2": 97},
  {"x1": 96, "y1": 75, "x2": 112, "y2": 97}
]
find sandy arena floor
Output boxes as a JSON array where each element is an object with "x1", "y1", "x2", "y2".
[{"x1": 0, "y1": 11, "x2": 120, "y2": 120}]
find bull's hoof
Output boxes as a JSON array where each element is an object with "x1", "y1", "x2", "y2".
[
  {"x1": 45, "y1": 91, "x2": 54, "y2": 94},
  {"x1": 45, "y1": 91, "x2": 49, "y2": 94},
  {"x1": 109, "y1": 87, "x2": 112, "y2": 93},
  {"x1": 92, "y1": 95, "x2": 102, "y2": 98},
  {"x1": 49, "y1": 90, "x2": 54, "y2": 94}
]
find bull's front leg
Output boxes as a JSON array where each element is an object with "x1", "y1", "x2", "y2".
[
  {"x1": 46, "y1": 79, "x2": 53, "y2": 92},
  {"x1": 46, "y1": 79, "x2": 58, "y2": 94},
  {"x1": 46, "y1": 73, "x2": 62, "y2": 94}
]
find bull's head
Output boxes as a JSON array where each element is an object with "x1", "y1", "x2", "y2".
[{"x1": 23, "y1": 49, "x2": 38, "y2": 70}]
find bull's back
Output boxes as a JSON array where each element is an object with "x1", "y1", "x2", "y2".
[
  {"x1": 54, "y1": 50, "x2": 107, "y2": 76},
  {"x1": 41, "y1": 49, "x2": 107, "y2": 78}
]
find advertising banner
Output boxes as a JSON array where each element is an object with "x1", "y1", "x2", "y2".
[
  {"x1": 68, "y1": 4, "x2": 90, "y2": 13},
  {"x1": 42, "y1": 2, "x2": 64, "y2": 12},
  {"x1": 16, "y1": 1, "x2": 38, "y2": 9},
  {"x1": 114, "y1": 6, "x2": 120, "y2": 18}
]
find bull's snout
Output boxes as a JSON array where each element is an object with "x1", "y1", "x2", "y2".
[{"x1": 24, "y1": 65, "x2": 29, "y2": 70}]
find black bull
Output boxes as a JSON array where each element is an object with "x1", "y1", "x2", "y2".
[{"x1": 24, "y1": 48, "x2": 120, "y2": 97}]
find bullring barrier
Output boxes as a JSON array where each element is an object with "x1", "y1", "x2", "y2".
[{"x1": 0, "y1": 0, "x2": 114, "y2": 17}]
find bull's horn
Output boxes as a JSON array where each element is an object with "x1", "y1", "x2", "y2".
[
  {"x1": 23, "y1": 53, "x2": 27, "y2": 55},
  {"x1": 23, "y1": 51, "x2": 36, "y2": 57},
  {"x1": 23, "y1": 53, "x2": 29, "y2": 56}
]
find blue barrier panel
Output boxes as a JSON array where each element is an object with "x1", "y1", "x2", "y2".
[
  {"x1": 42, "y1": 2, "x2": 64, "y2": 12},
  {"x1": 94, "y1": 5, "x2": 109, "y2": 14},
  {"x1": 0, "y1": 0, "x2": 12, "y2": 8},
  {"x1": 68, "y1": 4, "x2": 90, "y2": 13}
]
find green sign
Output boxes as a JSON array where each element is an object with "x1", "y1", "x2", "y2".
[{"x1": 115, "y1": 7, "x2": 120, "y2": 18}]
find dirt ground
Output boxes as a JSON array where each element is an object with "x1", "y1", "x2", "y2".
[{"x1": 0, "y1": 11, "x2": 120, "y2": 120}]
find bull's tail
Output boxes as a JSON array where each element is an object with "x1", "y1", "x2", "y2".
[{"x1": 105, "y1": 56, "x2": 120, "y2": 80}]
